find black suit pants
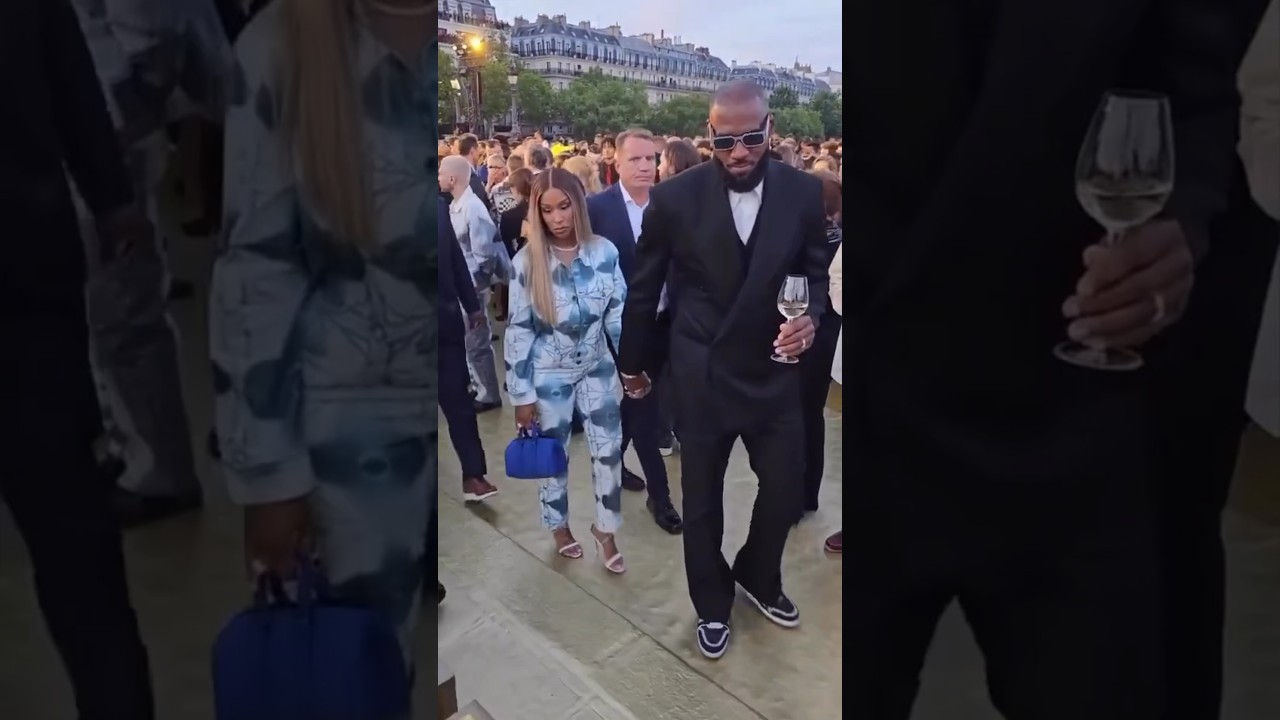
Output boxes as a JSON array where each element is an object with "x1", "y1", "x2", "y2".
[
  {"x1": 1, "y1": 306, "x2": 154, "y2": 720},
  {"x1": 800, "y1": 313, "x2": 841, "y2": 509},
  {"x1": 679, "y1": 409, "x2": 804, "y2": 622},
  {"x1": 1149, "y1": 192, "x2": 1279, "y2": 720},
  {"x1": 848, "y1": 457, "x2": 1165, "y2": 720},
  {"x1": 439, "y1": 339, "x2": 487, "y2": 479}
]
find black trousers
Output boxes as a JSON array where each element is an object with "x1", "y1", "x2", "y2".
[
  {"x1": 1149, "y1": 190, "x2": 1279, "y2": 720},
  {"x1": 619, "y1": 311, "x2": 672, "y2": 499},
  {"x1": 621, "y1": 385, "x2": 671, "y2": 500},
  {"x1": 679, "y1": 409, "x2": 804, "y2": 622},
  {"x1": 800, "y1": 313, "x2": 842, "y2": 509},
  {"x1": 1, "y1": 305, "x2": 153, "y2": 720},
  {"x1": 439, "y1": 339, "x2": 486, "y2": 478},
  {"x1": 848, "y1": 460, "x2": 1165, "y2": 720}
]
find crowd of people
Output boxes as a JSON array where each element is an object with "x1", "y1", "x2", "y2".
[
  {"x1": 436, "y1": 111, "x2": 847, "y2": 653},
  {"x1": 2, "y1": 0, "x2": 1279, "y2": 717}
]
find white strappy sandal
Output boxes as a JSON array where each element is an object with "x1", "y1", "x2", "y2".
[{"x1": 590, "y1": 526, "x2": 626, "y2": 574}]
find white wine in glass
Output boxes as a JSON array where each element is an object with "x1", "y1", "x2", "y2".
[
  {"x1": 773, "y1": 274, "x2": 809, "y2": 364},
  {"x1": 1054, "y1": 89, "x2": 1175, "y2": 372}
]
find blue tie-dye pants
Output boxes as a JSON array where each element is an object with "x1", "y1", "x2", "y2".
[
  {"x1": 531, "y1": 358, "x2": 625, "y2": 534},
  {"x1": 303, "y1": 393, "x2": 435, "y2": 656}
]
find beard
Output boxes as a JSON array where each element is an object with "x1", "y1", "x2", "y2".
[{"x1": 714, "y1": 155, "x2": 769, "y2": 193}]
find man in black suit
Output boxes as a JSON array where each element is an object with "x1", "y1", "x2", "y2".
[
  {"x1": 618, "y1": 81, "x2": 829, "y2": 659},
  {"x1": 0, "y1": 0, "x2": 155, "y2": 716},
  {"x1": 587, "y1": 128, "x2": 683, "y2": 535},
  {"x1": 430, "y1": 195, "x2": 492, "y2": 604},
  {"x1": 849, "y1": 1, "x2": 1270, "y2": 717}
]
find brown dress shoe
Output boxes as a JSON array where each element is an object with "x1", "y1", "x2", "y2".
[{"x1": 462, "y1": 476, "x2": 498, "y2": 502}]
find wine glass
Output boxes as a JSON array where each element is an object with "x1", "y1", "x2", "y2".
[
  {"x1": 772, "y1": 274, "x2": 809, "y2": 364},
  {"x1": 1054, "y1": 90, "x2": 1175, "y2": 372}
]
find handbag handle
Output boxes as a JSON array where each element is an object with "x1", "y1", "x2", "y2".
[
  {"x1": 517, "y1": 421, "x2": 542, "y2": 439},
  {"x1": 252, "y1": 555, "x2": 328, "y2": 609}
]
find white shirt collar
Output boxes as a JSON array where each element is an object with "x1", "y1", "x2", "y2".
[
  {"x1": 449, "y1": 185, "x2": 476, "y2": 212},
  {"x1": 730, "y1": 177, "x2": 765, "y2": 200},
  {"x1": 620, "y1": 183, "x2": 649, "y2": 209}
]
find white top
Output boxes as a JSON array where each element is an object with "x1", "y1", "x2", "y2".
[
  {"x1": 829, "y1": 243, "x2": 843, "y2": 385},
  {"x1": 1241, "y1": 1, "x2": 1280, "y2": 437},
  {"x1": 621, "y1": 183, "x2": 668, "y2": 313},
  {"x1": 729, "y1": 180, "x2": 764, "y2": 244}
]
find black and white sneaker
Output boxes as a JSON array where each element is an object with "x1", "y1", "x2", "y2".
[
  {"x1": 738, "y1": 585, "x2": 800, "y2": 628},
  {"x1": 695, "y1": 620, "x2": 731, "y2": 659}
]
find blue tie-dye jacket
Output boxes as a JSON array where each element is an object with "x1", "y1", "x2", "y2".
[
  {"x1": 503, "y1": 237, "x2": 627, "y2": 406},
  {"x1": 209, "y1": 4, "x2": 438, "y2": 505}
]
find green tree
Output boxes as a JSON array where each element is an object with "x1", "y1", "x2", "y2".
[
  {"x1": 772, "y1": 107, "x2": 823, "y2": 139},
  {"x1": 513, "y1": 71, "x2": 558, "y2": 130},
  {"x1": 557, "y1": 68, "x2": 649, "y2": 136},
  {"x1": 808, "y1": 90, "x2": 842, "y2": 138},
  {"x1": 476, "y1": 43, "x2": 515, "y2": 125},
  {"x1": 769, "y1": 85, "x2": 799, "y2": 110},
  {"x1": 438, "y1": 49, "x2": 459, "y2": 128},
  {"x1": 647, "y1": 93, "x2": 710, "y2": 136}
]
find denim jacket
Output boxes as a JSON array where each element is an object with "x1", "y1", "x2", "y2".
[
  {"x1": 504, "y1": 236, "x2": 626, "y2": 406},
  {"x1": 210, "y1": 3, "x2": 437, "y2": 504}
]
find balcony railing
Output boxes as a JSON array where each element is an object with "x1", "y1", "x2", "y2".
[
  {"x1": 509, "y1": 48, "x2": 729, "y2": 82},
  {"x1": 524, "y1": 66, "x2": 717, "y2": 93},
  {"x1": 438, "y1": 11, "x2": 510, "y2": 31}
]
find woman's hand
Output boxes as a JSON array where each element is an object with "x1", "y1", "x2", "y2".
[
  {"x1": 515, "y1": 403, "x2": 538, "y2": 429},
  {"x1": 244, "y1": 496, "x2": 312, "y2": 577}
]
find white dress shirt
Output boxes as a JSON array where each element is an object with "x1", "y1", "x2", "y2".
[
  {"x1": 1241, "y1": 0, "x2": 1280, "y2": 436},
  {"x1": 729, "y1": 180, "x2": 764, "y2": 244},
  {"x1": 621, "y1": 184, "x2": 669, "y2": 312}
]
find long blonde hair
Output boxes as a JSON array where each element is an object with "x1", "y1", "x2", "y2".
[
  {"x1": 562, "y1": 155, "x2": 602, "y2": 194},
  {"x1": 524, "y1": 168, "x2": 595, "y2": 323},
  {"x1": 279, "y1": 0, "x2": 377, "y2": 250}
]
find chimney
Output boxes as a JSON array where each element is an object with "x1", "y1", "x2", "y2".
[
  {"x1": 551, "y1": 14, "x2": 566, "y2": 23},
  {"x1": 640, "y1": 32, "x2": 655, "y2": 44},
  {"x1": 512, "y1": 15, "x2": 527, "y2": 27},
  {"x1": 535, "y1": 13, "x2": 549, "y2": 22},
  {"x1": 578, "y1": 20, "x2": 591, "y2": 29},
  {"x1": 605, "y1": 24, "x2": 622, "y2": 36}
]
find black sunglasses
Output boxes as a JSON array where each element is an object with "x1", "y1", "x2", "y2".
[{"x1": 709, "y1": 119, "x2": 771, "y2": 152}]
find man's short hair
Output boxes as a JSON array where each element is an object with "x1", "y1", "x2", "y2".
[
  {"x1": 615, "y1": 128, "x2": 655, "y2": 153},
  {"x1": 455, "y1": 133, "x2": 480, "y2": 157},
  {"x1": 528, "y1": 145, "x2": 552, "y2": 169},
  {"x1": 712, "y1": 80, "x2": 769, "y2": 110}
]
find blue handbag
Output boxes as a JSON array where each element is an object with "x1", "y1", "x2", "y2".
[
  {"x1": 504, "y1": 422, "x2": 569, "y2": 479},
  {"x1": 212, "y1": 560, "x2": 411, "y2": 720}
]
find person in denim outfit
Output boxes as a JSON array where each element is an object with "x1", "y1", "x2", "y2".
[
  {"x1": 505, "y1": 168, "x2": 628, "y2": 573},
  {"x1": 209, "y1": 0, "x2": 436, "y2": 658}
]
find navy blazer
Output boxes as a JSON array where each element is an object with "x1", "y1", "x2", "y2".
[
  {"x1": 439, "y1": 197, "x2": 480, "y2": 347},
  {"x1": 586, "y1": 183, "x2": 638, "y2": 282}
]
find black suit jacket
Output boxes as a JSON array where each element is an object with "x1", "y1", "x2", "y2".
[
  {"x1": 618, "y1": 160, "x2": 829, "y2": 435},
  {"x1": 468, "y1": 170, "x2": 496, "y2": 219},
  {"x1": 848, "y1": 0, "x2": 1270, "y2": 482},
  {"x1": 586, "y1": 183, "x2": 638, "y2": 281},
  {"x1": 439, "y1": 197, "x2": 480, "y2": 347},
  {"x1": 0, "y1": 0, "x2": 134, "y2": 306}
]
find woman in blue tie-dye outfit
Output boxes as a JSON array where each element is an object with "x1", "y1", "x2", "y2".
[
  {"x1": 506, "y1": 168, "x2": 629, "y2": 573},
  {"x1": 209, "y1": 0, "x2": 436, "y2": 656}
]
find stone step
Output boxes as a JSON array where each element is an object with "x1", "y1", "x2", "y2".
[
  {"x1": 437, "y1": 661, "x2": 459, "y2": 719},
  {"x1": 448, "y1": 699, "x2": 496, "y2": 720}
]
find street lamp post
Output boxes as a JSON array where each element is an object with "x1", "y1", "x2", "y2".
[
  {"x1": 449, "y1": 78, "x2": 462, "y2": 132},
  {"x1": 507, "y1": 66, "x2": 519, "y2": 134}
]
